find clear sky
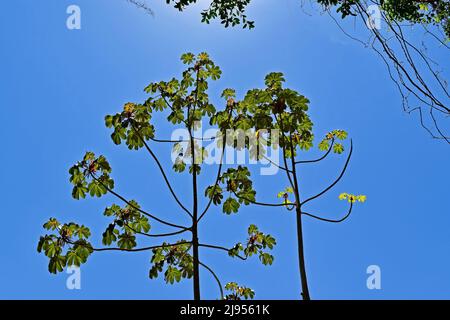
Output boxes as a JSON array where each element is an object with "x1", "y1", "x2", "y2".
[{"x1": 0, "y1": 0, "x2": 449, "y2": 299}]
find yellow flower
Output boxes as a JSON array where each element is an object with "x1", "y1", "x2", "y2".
[
  {"x1": 357, "y1": 195, "x2": 367, "y2": 203},
  {"x1": 338, "y1": 193, "x2": 348, "y2": 200},
  {"x1": 339, "y1": 193, "x2": 366, "y2": 204}
]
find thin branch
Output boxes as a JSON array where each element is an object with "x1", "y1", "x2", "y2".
[
  {"x1": 199, "y1": 261, "x2": 224, "y2": 300},
  {"x1": 150, "y1": 136, "x2": 216, "y2": 143},
  {"x1": 91, "y1": 174, "x2": 187, "y2": 229},
  {"x1": 232, "y1": 190, "x2": 295, "y2": 208},
  {"x1": 275, "y1": 115, "x2": 295, "y2": 191},
  {"x1": 261, "y1": 153, "x2": 292, "y2": 172},
  {"x1": 300, "y1": 139, "x2": 353, "y2": 207},
  {"x1": 198, "y1": 112, "x2": 233, "y2": 222},
  {"x1": 296, "y1": 138, "x2": 335, "y2": 164},
  {"x1": 131, "y1": 123, "x2": 193, "y2": 218},
  {"x1": 124, "y1": 222, "x2": 191, "y2": 238},
  {"x1": 198, "y1": 243, "x2": 248, "y2": 261},
  {"x1": 302, "y1": 202, "x2": 353, "y2": 223},
  {"x1": 69, "y1": 239, "x2": 191, "y2": 252}
]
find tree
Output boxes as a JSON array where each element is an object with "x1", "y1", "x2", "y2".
[
  {"x1": 37, "y1": 52, "x2": 276, "y2": 300},
  {"x1": 205, "y1": 72, "x2": 366, "y2": 299},
  {"x1": 158, "y1": 0, "x2": 450, "y2": 142},
  {"x1": 164, "y1": 0, "x2": 449, "y2": 36}
]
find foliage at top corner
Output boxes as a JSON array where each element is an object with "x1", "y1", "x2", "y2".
[{"x1": 163, "y1": 0, "x2": 450, "y2": 38}]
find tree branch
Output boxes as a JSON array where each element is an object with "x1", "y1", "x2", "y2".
[
  {"x1": 124, "y1": 222, "x2": 191, "y2": 237},
  {"x1": 232, "y1": 190, "x2": 295, "y2": 208},
  {"x1": 91, "y1": 174, "x2": 187, "y2": 229},
  {"x1": 131, "y1": 123, "x2": 193, "y2": 218},
  {"x1": 261, "y1": 153, "x2": 292, "y2": 172},
  {"x1": 199, "y1": 261, "x2": 224, "y2": 299},
  {"x1": 296, "y1": 138, "x2": 335, "y2": 164},
  {"x1": 150, "y1": 136, "x2": 216, "y2": 143},
  {"x1": 198, "y1": 243, "x2": 248, "y2": 261},
  {"x1": 302, "y1": 202, "x2": 353, "y2": 223},
  {"x1": 69, "y1": 239, "x2": 191, "y2": 252},
  {"x1": 198, "y1": 111, "x2": 233, "y2": 222},
  {"x1": 300, "y1": 139, "x2": 353, "y2": 207}
]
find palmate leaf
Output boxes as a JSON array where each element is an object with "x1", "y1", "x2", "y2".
[
  {"x1": 225, "y1": 282, "x2": 255, "y2": 300},
  {"x1": 75, "y1": 225, "x2": 91, "y2": 239},
  {"x1": 117, "y1": 234, "x2": 137, "y2": 250},
  {"x1": 102, "y1": 224, "x2": 119, "y2": 246},
  {"x1": 66, "y1": 250, "x2": 84, "y2": 267},
  {"x1": 173, "y1": 158, "x2": 186, "y2": 173},
  {"x1": 48, "y1": 255, "x2": 67, "y2": 274},
  {"x1": 44, "y1": 241, "x2": 60, "y2": 258},
  {"x1": 205, "y1": 185, "x2": 223, "y2": 205},
  {"x1": 223, "y1": 197, "x2": 240, "y2": 214},
  {"x1": 72, "y1": 184, "x2": 88, "y2": 200},
  {"x1": 180, "y1": 52, "x2": 195, "y2": 65},
  {"x1": 88, "y1": 180, "x2": 107, "y2": 197},
  {"x1": 129, "y1": 216, "x2": 151, "y2": 233},
  {"x1": 165, "y1": 266, "x2": 182, "y2": 284},
  {"x1": 43, "y1": 218, "x2": 60, "y2": 231},
  {"x1": 259, "y1": 252, "x2": 274, "y2": 266},
  {"x1": 318, "y1": 139, "x2": 330, "y2": 151}
]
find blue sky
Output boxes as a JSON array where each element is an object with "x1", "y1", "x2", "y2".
[{"x1": 0, "y1": 0, "x2": 449, "y2": 299}]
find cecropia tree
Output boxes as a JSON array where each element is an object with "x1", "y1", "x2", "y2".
[
  {"x1": 37, "y1": 52, "x2": 276, "y2": 300},
  {"x1": 205, "y1": 72, "x2": 366, "y2": 299}
]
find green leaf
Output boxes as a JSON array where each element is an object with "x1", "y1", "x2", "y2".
[
  {"x1": 165, "y1": 266, "x2": 182, "y2": 284},
  {"x1": 180, "y1": 52, "x2": 195, "y2": 65},
  {"x1": 318, "y1": 139, "x2": 330, "y2": 151},
  {"x1": 117, "y1": 234, "x2": 137, "y2": 250},
  {"x1": 44, "y1": 241, "x2": 61, "y2": 258},
  {"x1": 48, "y1": 255, "x2": 67, "y2": 274},
  {"x1": 130, "y1": 216, "x2": 151, "y2": 233},
  {"x1": 88, "y1": 180, "x2": 107, "y2": 197},
  {"x1": 66, "y1": 250, "x2": 83, "y2": 267},
  {"x1": 75, "y1": 225, "x2": 91, "y2": 239},
  {"x1": 102, "y1": 224, "x2": 118, "y2": 246},
  {"x1": 43, "y1": 218, "x2": 60, "y2": 231},
  {"x1": 72, "y1": 184, "x2": 88, "y2": 200},
  {"x1": 333, "y1": 143, "x2": 344, "y2": 154},
  {"x1": 259, "y1": 253, "x2": 274, "y2": 265},
  {"x1": 221, "y1": 88, "x2": 236, "y2": 99},
  {"x1": 173, "y1": 158, "x2": 186, "y2": 173},
  {"x1": 223, "y1": 197, "x2": 240, "y2": 214}
]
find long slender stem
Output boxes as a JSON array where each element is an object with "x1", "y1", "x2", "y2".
[
  {"x1": 132, "y1": 123, "x2": 193, "y2": 218},
  {"x1": 289, "y1": 137, "x2": 311, "y2": 300},
  {"x1": 190, "y1": 70, "x2": 201, "y2": 301},
  {"x1": 302, "y1": 203, "x2": 353, "y2": 223},
  {"x1": 300, "y1": 140, "x2": 353, "y2": 207},
  {"x1": 199, "y1": 261, "x2": 224, "y2": 300},
  {"x1": 198, "y1": 243, "x2": 248, "y2": 261},
  {"x1": 124, "y1": 222, "x2": 191, "y2": 237},
  {"x1": 91, "y1": 174, "x2": 186, "y2": 229},
  {"x1": 67, "y1": 239, "x2": 191, "y2": 252},
  {"x1": 296, "y1": 138, "x2": 334, "y2": 164}
]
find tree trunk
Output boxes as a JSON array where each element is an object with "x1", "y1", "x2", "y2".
[
  {"x1": 289, "y1": 143, "x2": 311, "y2": 300},
  {"x1": 295, "y1": 206, "x2": 310, "y2": 300},
  {"x1": 192, "y1": 220, "x2": 200, "y2": 300},
  {"x1": 190, "y1": 129, "x2": 201, "y2": 300}
]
